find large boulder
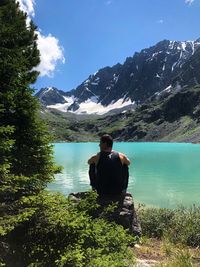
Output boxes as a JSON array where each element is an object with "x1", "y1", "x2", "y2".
[{"x1": 69, "y1": 191, "x2": 141, "y2": 237}]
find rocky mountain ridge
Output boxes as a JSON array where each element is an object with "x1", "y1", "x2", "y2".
[{"x1": 36, "y1": 38, "x2": 200, "y2": 115}]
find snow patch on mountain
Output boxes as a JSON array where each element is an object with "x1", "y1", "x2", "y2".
[
  {"x1": 162, "y1": 64, "x2": 166, "y2": 71},
  {"x1": 113, "y1": 74, "x2": 119, "y2": 83},
  {"x1": 74, "y1": 97, "x2": 134, "y2": 115},
  {"x1": 181, "y1": 42, "x2": 186, "y2": 51},
  {"x1": 47, "y1": 97, "x2": 134, "y2": 115},
  {"x1": 169, "y1": 41, "x2": 175, "y2": 50},
  {"x1": 47, "y1": 96, "x2": 75, "y2": 112},
  {"x1": 40, "y1": 87, "x2": 54, "y2": 96}
]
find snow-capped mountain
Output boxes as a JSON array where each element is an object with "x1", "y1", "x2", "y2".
[
  {"x1": 36, "y1": 38, "x2": 200, "y2": 115},
  {"x1": 36, "y1": 87, "x2": 66, "y2": 105}
]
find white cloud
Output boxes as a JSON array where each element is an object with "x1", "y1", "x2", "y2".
[
  {"x1": 17, "y1": 0, "x2": 65, "y2": 77},
  {"x1": 17, "y1": 0, "x2": 35, "y2": 17},
  {"x1": 35, "y1": 31, "x2": 65, "y2": 77},
  {"x1": 185, "y1": 0, "x2": 194, "y2": 5}
]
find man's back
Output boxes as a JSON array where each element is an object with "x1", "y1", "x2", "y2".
[
  {"x1": 90, "y1": 151, "x2": 129, "y2": 196},
  {"x1": 88, "y1": 134, "x2": 130, "y2": 196}
]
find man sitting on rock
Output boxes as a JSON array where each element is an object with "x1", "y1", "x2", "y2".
[
  {"x1": 88, "y1": 134, "x2": 130, "y2": 196},
  {"x1": 87, "y1": 135, "x2": 141, "y2": 236}
]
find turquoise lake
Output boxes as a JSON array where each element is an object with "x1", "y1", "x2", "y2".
[{"x1": 48, "y1": 142, "x2": 200, "y2": 208}]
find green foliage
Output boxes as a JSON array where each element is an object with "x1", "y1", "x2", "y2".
[
  {"x1": 0, "y1": 2, "x2": 70, "y2": 266},
  {"x1": 139, "y1": 207, "x2": 174, "y2": 238},
  {"x1": 166, "y1": 206, "x2": 200, "y2": 247},
  {"x1": 139, "y1": 205, "x2": 200, "y2": 247},
  {"x1": 0, "y1": 192, "x2": 135, "y2": 267},
  {"x1": 0, "y1": 0, "x2": 56, "y2": 184},
  {"x1": 0, "y1": 124, "x2": 14, "y2": 177},
  {"x1": 0, "y1": 0, "x2": 54, "y2": 227},
  {"x1": 73, "y1": 191, "x2": 100, "y2": 215}
]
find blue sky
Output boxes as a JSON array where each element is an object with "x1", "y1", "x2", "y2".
[{"x1": 19, "y1": 0, "x2": 200, "y2": 92}]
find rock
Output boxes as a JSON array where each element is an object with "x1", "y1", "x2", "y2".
[{"x1": 69, "y1": 191, "x2": 141, "y2": 237}]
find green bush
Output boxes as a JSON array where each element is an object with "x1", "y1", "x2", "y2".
[
  {"x1": 167, "y1": 206, "x2": 200, "y2": 247},
  {"x1": 0, "y1": 191, "x2": 135, "y2": 267},
  {"x1": 138, "y1": 207, "x2": 174, "y2": 238},
  {"x1": 138, "y1": 205, "x2": 200, "y2": 247}
]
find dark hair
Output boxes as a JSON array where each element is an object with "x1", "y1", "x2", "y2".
[{"x1": 100, "y1": 134, "x2": 113, "y2": 148}]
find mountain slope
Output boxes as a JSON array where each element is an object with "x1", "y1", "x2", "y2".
[
  {"x1": 172, "y1": 45, "x2": 200, "y2": 88},
  {"x1": 36, "y1": 87, "x2": 66, "y2": 106},
  {"x1": 108, "y1": 85, "x2": 200, "y2": 143},
  {"x1": 36, "y1": 38, "x2": 200, "y2": 115},
  {"x1": 41, "y1": 85, "x2": 200, "y2": 143}
]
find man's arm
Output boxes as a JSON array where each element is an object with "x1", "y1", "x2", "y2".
[
  {"x1": 88, "y1": 154, "x2": 99, "y2": 190},
  {"x1": 88, "y1": 153, "x2": 99, "y2": 165},
  {"x1": 89, "y1": 163, "x2": 96, "y2": 189},
  {"x1": 119, "y1": 153, "x2": 131, "y2": 165}
]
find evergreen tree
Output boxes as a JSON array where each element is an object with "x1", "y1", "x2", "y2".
[
  {"x1": 0, "y1": 1, "x2": 58, "y2": 263},
  {"x1": 0, "y1": 0, "x2": 56, "y2": 198}
]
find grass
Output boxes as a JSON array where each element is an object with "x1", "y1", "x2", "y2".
[
  {"x1": 133, "y1": 237, "x2": 200, "y2": 267},
  {"x1": 138, "y1": 205, "x2": 200, "y2": 247},
  {"x1": 134, "y1": 205, "x2": 200, "y2": 266},
  {"x1": 155, "y1": 245, "x2": 198, "y2": 267}
]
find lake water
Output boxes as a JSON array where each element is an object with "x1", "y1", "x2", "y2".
[{"x1": 48, "y1": 142, "x2": 200, "y2": 208}]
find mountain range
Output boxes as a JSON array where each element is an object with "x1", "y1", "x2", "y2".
[
  {"x1": 36, "y1": 38, "x2": 200, "y2": 116},
  {"x1": 36, "y1": 38, "x2": 200, "y2": 142}
]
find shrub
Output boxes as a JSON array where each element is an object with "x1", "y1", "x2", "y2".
[
  {"x1": 138, "y1": 207, "x2": 174, "y2": 238},
  {"x1": 138, "y1": 205, "x2": 200, "y2": 247},
  {"x1": 0, "y1": 191, "x2": 135, "y2": 267},
  {"x1": 167, "y1": 206, "x2": 200, "y2": 247}
]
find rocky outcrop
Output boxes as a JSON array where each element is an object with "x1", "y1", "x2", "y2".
[
  {"x1": 69, "y1": 191, "x2": 141, "y2": 237},
  {"x1": 36, "y1": 87, "x2": 66, "y2": 106}
]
